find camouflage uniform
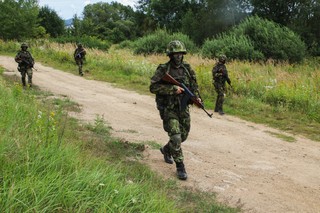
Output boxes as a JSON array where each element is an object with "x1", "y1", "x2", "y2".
[
  {"x1": 74, "y1": 43, "x2": 86, "y2": 76},
  {"x1": 150, "y1": 40, "x2": 201, "y2": 180},
  {"x1": 212, "y1": 55, "x2": 231, "y2": 115},
  {"x1": 15, "y1": 43, "x2": 34, "y2": 88}
]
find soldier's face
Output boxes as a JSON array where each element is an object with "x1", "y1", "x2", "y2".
[{"x1": 172, "y1": 53, "x2": 183, "y2": 65}]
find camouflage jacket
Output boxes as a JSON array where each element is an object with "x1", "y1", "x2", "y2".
[
  {"x1": 212, "y1": 62, "x2": 231, "y2": 85},
  {"x1": 150, "y1": 60, "x2": 200, "y2": 112},
  {"x1": 15, "y1": 50, "x2": 34, "y2": 68},
  {"x1": 74, "y1": 48, "x2": 86, "y2": 60}
]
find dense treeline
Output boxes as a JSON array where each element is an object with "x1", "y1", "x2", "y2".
[{"x1": 0, "y1": 0, "x2": 319, "y2": 60}]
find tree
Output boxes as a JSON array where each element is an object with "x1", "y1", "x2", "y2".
[
  {"x1": 251, "y1": 0, "x2": 320, "y2": 55},
  {"x1": 0, "y1": 0, "x2": 44, "y2": 40},
  {"x1": 80, "y1": 2, "x2": 138, "y2": 43},
  {"x1": 38, "y1": 6, "x2": 65, "y2": 38},
  {"x1": 136, "y1": 0, "x2": 251, "y2": 45}
]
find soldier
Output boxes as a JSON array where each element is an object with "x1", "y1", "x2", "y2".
[
  {"x1": 73, "y1": 43, "x2": 86, "y2": 76},
  {"x1": 15, "y1": 43, "x2": 35, "y2": 88},
  {"x1": 212, "y1": 54, "x2": 231, "y2": 115},
  {"x1": 150, "y1": 40, "x2": 202, "y2": 180}
]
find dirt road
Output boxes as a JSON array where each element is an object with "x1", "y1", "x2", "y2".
[{"x1": 1, "y1": 55, "x2": 319, "y2": 213}]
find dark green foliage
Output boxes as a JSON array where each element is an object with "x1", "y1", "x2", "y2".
[
  {"x1": 52, "y1": 36, "x2": 111, "y2": 51},
  {"x1": 38, "y1": 6, "x2": 65, "y2": 38},
  {"x1": 237, "y1": 16, "x2": 306, "y2": 62},
  {"x1": 80, "y1": 2, "x2": 138, "y2": 43},
  {"x1": 251, "y1": 0, "x2": 320, "y2": 56},
  {"x1": 202, "y1": 16, "x2": 306, "y2": 63},
  {"x1": 132, "y1": 29, "x2": 197, "y2": 55},
  {"x1": 0, "y1": 0, "x2": 45, "y2": 40},
  {"x1": 201, "y1": 34, "x2": 264, "y2": 61}
]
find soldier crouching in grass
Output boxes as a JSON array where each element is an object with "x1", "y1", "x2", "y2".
[
  {"x1": 150, "y1": 40, "x2": 202, "y2": 180},
  {"x1": 15, "y1": 43, "x2": 35, "y2": 88}
]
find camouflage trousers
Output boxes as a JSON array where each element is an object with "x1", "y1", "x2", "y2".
[
  {"x1": 214, "y1": 82, "x2": 226, "y2": 112},
  {"x1": 75, "y1": 59, "x2": 84, "y2": 75},
  {"x1": 18, "y1": 66, "x2": 33, "y2": 87},
  {"x1": 162, "y1": 108, "x2": 190, "y2": 163}
]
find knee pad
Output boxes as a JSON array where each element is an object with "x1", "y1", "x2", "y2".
[{"x1": 170, "y1": 134, "x2": 182, "y2": 145}]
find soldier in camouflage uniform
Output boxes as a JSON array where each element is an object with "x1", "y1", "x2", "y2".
[
  {"x1": 15, "y1": 43, "x2": 35, "y2": 88},
  {"x1": 74, "y1": 43, "x2": 86, "y2": 76},
  {"x1": 212, "y1": 55, "x2": 231, "y2": 115},
  {"x1": 150, "y1": 40, "x2": 201, "y2": 180}
]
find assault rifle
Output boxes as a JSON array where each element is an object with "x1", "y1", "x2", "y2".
[
  {"x1": 17, "y1": 57, "x2": 34, "y2": 68},
  {"x1": 75, "y1": 50, "x2": 85, "y2": 59},
  {"x1": 162, "y1": 73, "x2": 213, "y2": 118}
]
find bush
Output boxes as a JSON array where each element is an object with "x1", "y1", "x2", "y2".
[
  {"x1": 201, "y1": 16, "x2": 307, "y2": 63},
  {"x1": 52, "y1": 35, "x2": 111, "y2": 51},
  {"x1": 236, "y1": 16, "x2": 306, "y2": 63},
  {"x1": 132, "y1": 29, "x2": 197, "y2": 55},
  {"x1": 201, "y1": 34, "x2": 264, "y2": 61}
]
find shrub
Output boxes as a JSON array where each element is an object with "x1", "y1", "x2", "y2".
[
  {"x1": 236, "y1": 16, "x2": 306, "y2": 63},
  {"x1": 52, "y1": 35, "x2": 111, "y2": 51},
  {"x1": 201, "y1": 16, "x2": 307, "y2": 63},
  {"x1": 201, "y1": 34, "x2": 264, "y2": 61},
  {"x1": 132, "y1": 29, "x2": 197, "y2": 55}
]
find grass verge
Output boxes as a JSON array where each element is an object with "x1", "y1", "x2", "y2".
[{"x1": 0, "y1": 68, "x2": 239, "y2": 212}]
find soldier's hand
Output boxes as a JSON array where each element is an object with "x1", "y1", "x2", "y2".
[{"x1": 175, "y1": 86, "x2": 184, "y2": 94}]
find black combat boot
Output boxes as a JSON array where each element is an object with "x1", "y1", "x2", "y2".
[
  {"x1": 176, "y1": 162, "x2": 187, "y2": 180},
  {"x1": 28, "y1": 77, "x2": 32, "y2": 88},
  {"x1": 218, "y1": 106, "x2": 224, "y2": 115},
  {"x1": 160, "y1": 144, "x2": 173, "y2": 164},
  {"x1": 22, "y1": 77, "x2": 26, "y2": 87},
  {"x1": 79, "y1": 65, "x2": 83, "y2": 76}
]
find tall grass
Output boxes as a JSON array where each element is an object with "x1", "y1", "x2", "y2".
[
  {"x1": 0, "y1": 39, "x2": 319, "y2": 140},
  {"x1": 0, "y1": 69, "x2": 238, "y2": 212},
  {"x1": 0, "y1": 75, "x2": 177, "y2": 212}
]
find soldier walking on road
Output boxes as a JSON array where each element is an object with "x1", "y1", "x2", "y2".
[
  {"x1": 15, "y1": 43, "x2": 35, "y2": 88},
  {"x1": 212, "y1": 55, "x2": 231, "y2": 115},
  {"x1": 74, "y1": 43, "x2": 86, "y2": 76},
  {"x1": 150, "y1": 40, "x2": 202, "y2": 180}
]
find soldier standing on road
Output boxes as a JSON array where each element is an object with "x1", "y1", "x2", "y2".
[
  {"x1": 212, "y1": 55, "x2": 231, "y2": 115},
  {"x1": 15, "y1": 43, "x2": 35, "y2": 88},
  {"x1": 150, "y1": 40, "x2": 202, "y2": 180},
  {"x1": 74, "y1": 43, "x2": 86, "y2": 76}
]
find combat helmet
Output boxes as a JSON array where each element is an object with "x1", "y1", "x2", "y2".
[
  {"x1": 166, "y1": 40, "x2": 187, "y2": 56},
  {"x1": 218, "y1": 54, "x2": 227, "y2": 63},
  {"x1": 77, "y1": 43, "x2": 83, "y2": 48},
  {"x1": 21, "y1": 43, "x2": 28, "y2": 49}
]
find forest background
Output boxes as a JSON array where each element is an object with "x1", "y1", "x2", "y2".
[{"x1": 0, "y1": 0, "x2": 320, "y2": 60}]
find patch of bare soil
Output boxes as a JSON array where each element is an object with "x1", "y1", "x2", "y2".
[{"x1": 1, "y1": 55, "x2": 319, "y2": 213}]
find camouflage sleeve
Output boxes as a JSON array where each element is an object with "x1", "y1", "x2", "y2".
[
  {"x1": 224, "y1": 66, "x2": 231, "y2": 85},
  {"x1": 183, "y1": 63, "x2": 201, "y2": 98},
  {"x1": 74, "y1": 49, "x2": 78, "y2": 58},
  {"x1": 212, "y1": 63, "x2": 223, "y2": 79},
  {"x1": 150, "y1": 64, "x2": 177, "y2": 95},
  {"x1": 15, "y1": 52, "x2": 21, "y2": 63},
  {"x1": 28, "y1": 52, "x2": 34, "y2": 66}
]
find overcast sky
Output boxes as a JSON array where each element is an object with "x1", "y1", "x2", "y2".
[{"x1": 38, "y1": 0, "x2": 137, "y2": 20}]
